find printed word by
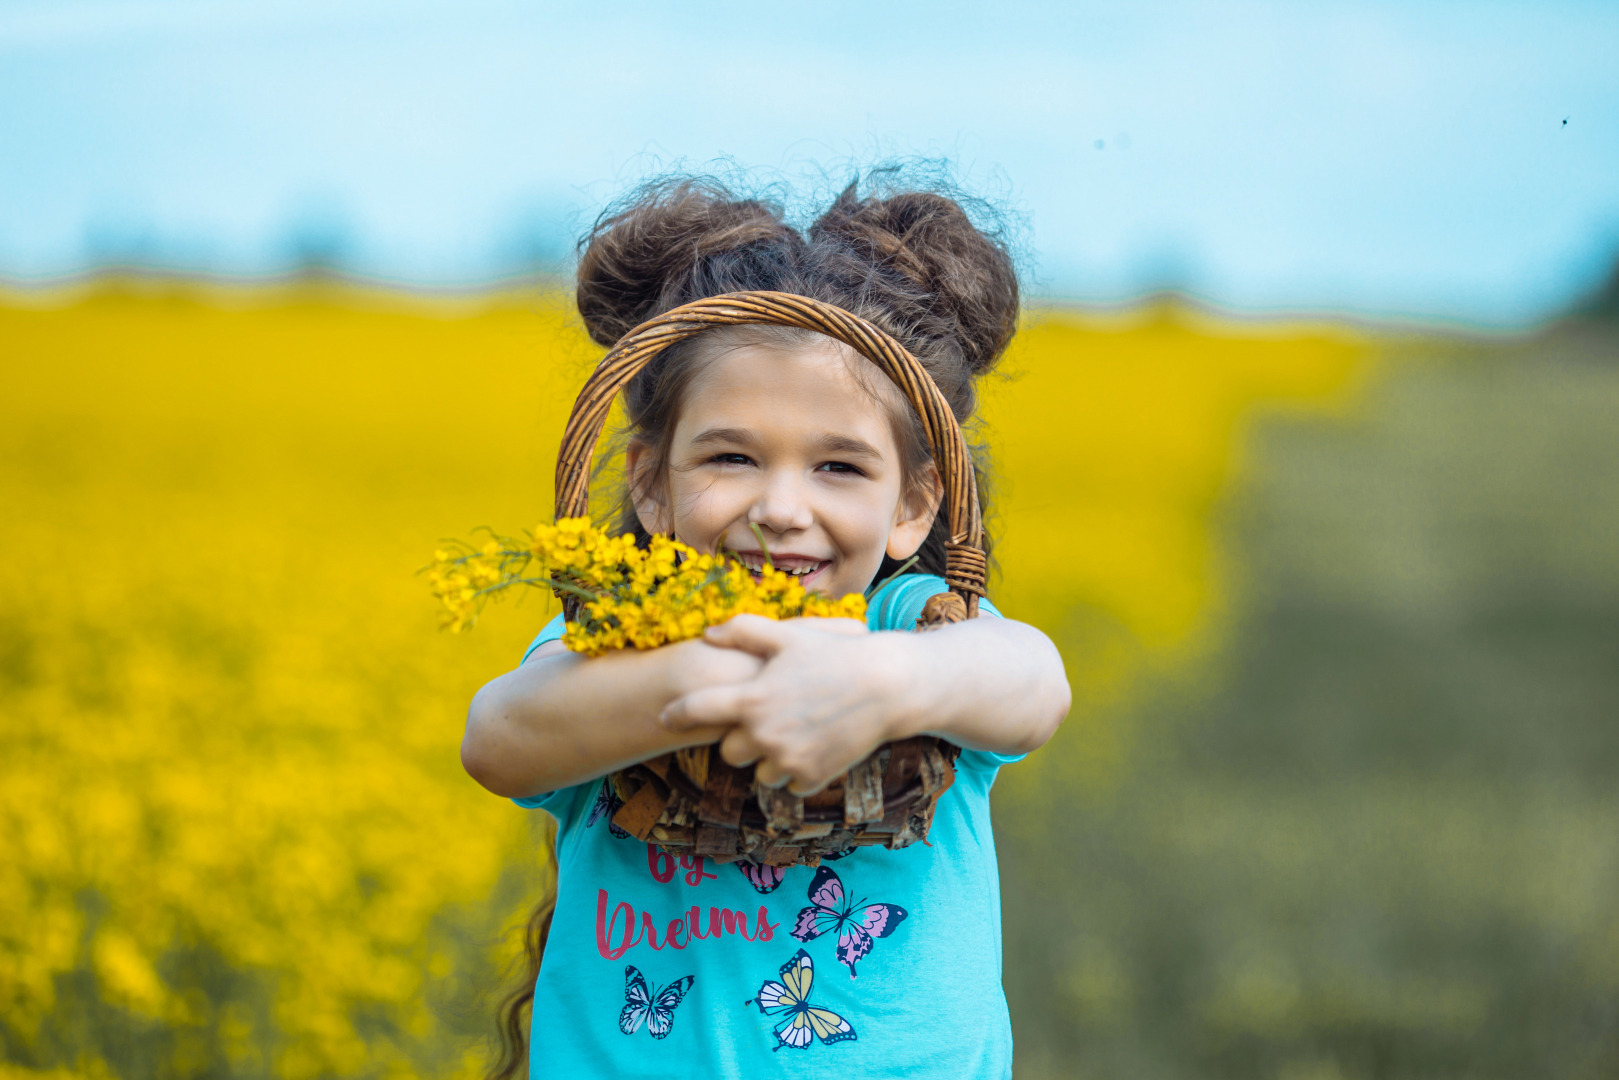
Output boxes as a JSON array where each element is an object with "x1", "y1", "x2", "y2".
[{"x1": 646, "y1": 846, "x2": 718, "y2": 886}]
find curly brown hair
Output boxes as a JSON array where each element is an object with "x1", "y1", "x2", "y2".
[{"x1": 486, "y1": 171, "x2": 1019, "y2": 1080}]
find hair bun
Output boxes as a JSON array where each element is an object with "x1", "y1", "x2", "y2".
[
  {"x1": 810, "y1": 183, "x2": 1019, "y2": 376},
  {"x1": 575, "y1": 180, "x2": 801, "y2": 346}
]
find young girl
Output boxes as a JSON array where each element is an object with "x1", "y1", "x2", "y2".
[{"x1": 462, "y1": 177, "x2": 1071, "y2": 1079}]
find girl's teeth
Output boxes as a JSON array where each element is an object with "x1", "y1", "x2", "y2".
[{"x1": 743, "y1": 558, "x2": 819, "y2": 577}]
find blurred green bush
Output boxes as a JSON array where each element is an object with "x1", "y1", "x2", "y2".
[{"x1": 1001, "y1": 322, "x2": 1619, "y2": 1079}]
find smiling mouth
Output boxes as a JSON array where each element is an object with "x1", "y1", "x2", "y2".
[{"x1": 734, "y1": 552, "x2": 829, "y2": 580}]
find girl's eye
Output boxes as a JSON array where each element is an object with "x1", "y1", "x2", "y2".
[
  {"x1": 710, "y1": 452, "x2": 753, "y2": 466},
  {"x1": 817, "y1": 460, "x2": 866, "y2": 476}
]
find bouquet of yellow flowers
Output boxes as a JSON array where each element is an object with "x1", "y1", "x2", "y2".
[{"x1": 427, "y1": 517, "x2": 866, "y2": 654}]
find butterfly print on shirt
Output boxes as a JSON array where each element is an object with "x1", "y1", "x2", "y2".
[
  {"x1": 735, "y1": 842, "x2": 858, "y2": 895},
  {"x1": 618, "y1": 965, "x2": 694, "y2": 1039},
  {"x1": 735, "y1": 860, "x2": 787, "y2": 894},
  {"x1": 745, "y1": 948, "x2": 856, "y2": 1051},
  {"x1": 790, "y1": 865, "x2": 908, "y2": 978},
  {"x1": 587, "y1": 778, "x2": 630, "y2": 839}
]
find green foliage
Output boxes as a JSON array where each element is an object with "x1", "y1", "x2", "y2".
[{"x1": 1000, "y1": 326, "x2": 1619, "y2": 1079}]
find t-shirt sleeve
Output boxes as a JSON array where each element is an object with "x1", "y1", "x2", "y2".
[
  {"x1": 864, "y1": 574, "x2": 1022, "y2": 769},
  {"x1": 956, "y1": 747, "x2": 1026, "y2": 771},
  {"x1": 512, "y1": 779, "x2": 595, "y2": 833},
  {"x1": 520, "y1": 613, "x2": 567, "y2": 664},
  {"x1": 863, "y1": 573, "x2": 1003, "y2": 631}
]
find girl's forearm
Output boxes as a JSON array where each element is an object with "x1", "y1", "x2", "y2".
[
  {"x1": 461, "y1": 639, "x2": 741, "y2": 799},
  {"x1": 885, "y1": 616, "x2": 1071, "y2": 755}
]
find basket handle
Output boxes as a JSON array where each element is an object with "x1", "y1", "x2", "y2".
[{"x1": 553, "y1": 291, "x2": 986, "y2": 620}]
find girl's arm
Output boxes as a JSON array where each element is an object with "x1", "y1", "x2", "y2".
[
  {"x1": 660, "y1": 614, "x2": 1070, "y2": 794},
  {"x1": 461, "y1": 638, "x2": 760, "y2": 799}
]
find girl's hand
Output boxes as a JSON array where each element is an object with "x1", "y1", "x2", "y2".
[
  {"x1": 659, "y1": 614, "x2": 917, "y2": 795},
  {"x1": 658, "y1": 608, "x2": 1071, "y2": 798}
]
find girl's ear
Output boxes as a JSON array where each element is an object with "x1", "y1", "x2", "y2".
[
  {"x1": 886, "y1": 463, "x2": 944, "y2": 560},
  {"x1": 625, "y1": 440, "x2": 671, "y2": 535}
]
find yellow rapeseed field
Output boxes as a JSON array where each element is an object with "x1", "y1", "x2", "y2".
[{"x1": 0, "y1": 282, "x2": 1369, "y2": 1077}]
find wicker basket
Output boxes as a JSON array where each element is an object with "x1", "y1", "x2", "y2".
[{"x1": 553, "y1": 291, "x2": 988, "y2": 867}]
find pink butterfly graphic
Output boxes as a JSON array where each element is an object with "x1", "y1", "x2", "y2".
[
  {"x1": 790, "y1": 865, "x2": 907, "y2": 978},
  {"x1": 735, "y1": 859, "x2": 787, "y2": 894},
  {"x1": 736, "y1": 846, "x2": 854, "y2": 894}
]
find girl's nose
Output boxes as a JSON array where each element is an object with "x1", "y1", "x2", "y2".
[{"x1": 747, "y1": 471, "x2": 814, "y2": 536}]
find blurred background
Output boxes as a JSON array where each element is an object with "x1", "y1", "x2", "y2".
[{"x1": 2, "y1": 2, "x2": 1617, "y2": 1078}]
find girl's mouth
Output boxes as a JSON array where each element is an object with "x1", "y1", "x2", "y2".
[{"x1": 735, "y1": 552, "x2": 829, "y2": 584}]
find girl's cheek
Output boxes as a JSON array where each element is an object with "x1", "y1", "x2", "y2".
[{"x1": 672, "y1": 479, "x2": 747, "y2": 547}]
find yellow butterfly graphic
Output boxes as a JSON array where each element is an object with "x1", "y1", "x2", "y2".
[{"x1": 745, "y1": 948, "x2": 857, "y2": 1051}]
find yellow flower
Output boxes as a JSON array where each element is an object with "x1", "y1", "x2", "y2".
[{"x1": 436, "y1": 517, "x2": 868, "y2": 655}]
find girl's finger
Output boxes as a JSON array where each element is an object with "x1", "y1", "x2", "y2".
[
  {"x1": 703, "y1": 614, "x2": 792, "y2": 657},
  {"x1": 660, "y1": 685, "x2": 748, "y2": 730},
  {"x1": 718, "y1": 728, "x2": 763, "y2": 769},
  {"x1": 786, "y1": 777, "x2": 829, "y2": 798},
  {"x1": 752, "y1": 758, "x2": 792, "y2": 790}
]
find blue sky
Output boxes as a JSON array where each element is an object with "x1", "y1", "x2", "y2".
[{"x1": 1, "y1": 0, "x2": 1616, "y2": 325}]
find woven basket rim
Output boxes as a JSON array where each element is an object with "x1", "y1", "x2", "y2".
[{"x1": 551, "y1": 290, "x2": 986, "y2": 614}]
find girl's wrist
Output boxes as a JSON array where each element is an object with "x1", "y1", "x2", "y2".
[
  {"x1": 869, "y1": 631, "x2": 936, "y2": 745},
  {"x1": 664, "y1": 637, "x2": 711, "y2": 700},
  {"x1": 667, "y1": 636, "x2": 764, "y2": 700}
]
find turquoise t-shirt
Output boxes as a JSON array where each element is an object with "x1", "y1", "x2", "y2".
[{"x1": 514, "y1": 574, "x2": 1019, "y2": 1078}]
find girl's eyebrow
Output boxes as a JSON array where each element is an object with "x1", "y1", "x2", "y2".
[
  {"x1": 689, "y1": 426, "x2": 758, "y2": 448},
  {"x1": 815, "y1": 433, "x2": 884, "y2": 460}
]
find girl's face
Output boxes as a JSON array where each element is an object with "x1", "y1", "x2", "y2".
[{"x1": 627, "y1": 336, "x2": 939, "y2": 600}]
